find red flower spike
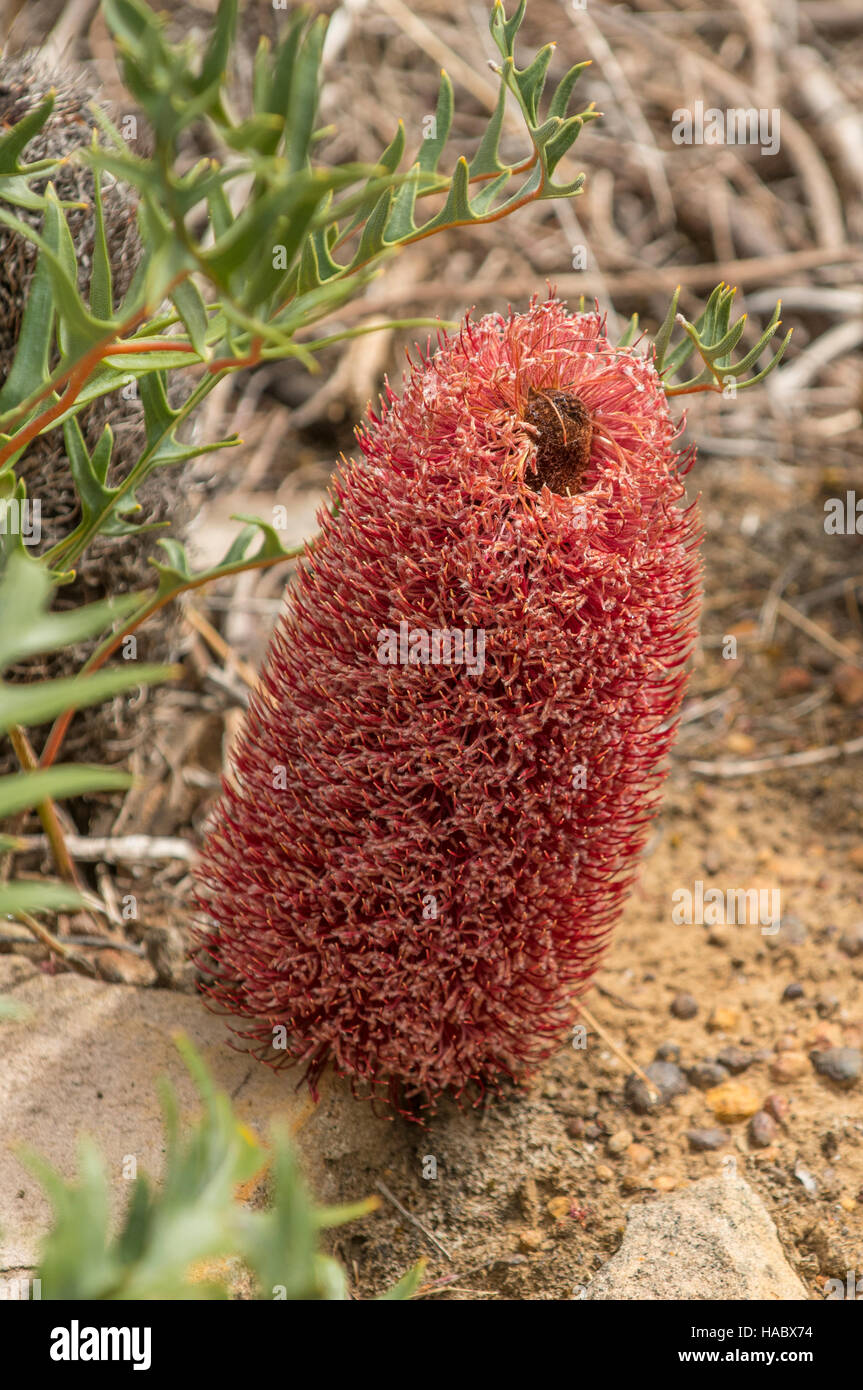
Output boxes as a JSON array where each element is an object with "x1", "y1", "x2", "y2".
[{"x1": 193, "y1": 296, "x2": 703, "y2": 1116}]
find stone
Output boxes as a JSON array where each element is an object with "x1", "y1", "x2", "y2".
[
  {"x1": 764, "y1": 1094, "x2": 791, "y2": 1127},
  {"x1": 838, "y1": 924, "x2": 863, "y2": 959},
  {"x1": 748, "y1": 1111, "x2": 777, "y2": 1148},
  {"x1": 705, "y1": 1080, "x2": 761, "y2": 1122},
  {"x1": 0, "y1": 959, "x2": 403, "y2": 1272},
  {"x1": 651, "y1": 1175, "x2": 678, "y2": 1192},
  {"x1": 686, "y1": 1061, "x2": 730, "y2": 1090},
  {"x1": 518, "y1": 1229, "x2": 544, "y2": 1252},
  {"x1": 646, "y1": 1060, "x2": 689, "y2": 1100},
  {"x1": 810, "y1": 1047, "x2": 862, "y2": 1088},
  {"x1": 715, "y1": 1046, "x2": 753, "y2": 1074},
  {"x1": 686, "y1": 1128, "x2": 729, "y2": 1152},
  {"x1": 769, "y1": 1051, "x2": 809, "y2": 1082},
  {"x1": 624, "y1": 1062, "x2": 688, "y2": 1114},
  {"x1": 546, "y1": 1196, "x2": 570, "y2": 1221},
  {"x1": 706, "y1": 1007, "x2": 740, "y2": 1033},
  {"x1": 585, "y1": 1175, "x2": 808, "y2": 1300},
  {"x1": 606, "y1": 1130, "x2": 633, "y2": 1156},
  {"x1": 626, "y1": 1143, "x2": 652, "y2": 1169},
  {"x1": 670, "y1": 992, "x2": 698, "y2": 1020}
]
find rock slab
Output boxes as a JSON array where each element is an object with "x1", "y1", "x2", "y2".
[{"x1": 586, "y1": 1175, "x2": 808, "y2": 1300}]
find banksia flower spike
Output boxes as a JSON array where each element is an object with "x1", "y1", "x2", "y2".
[{"x1": 194, "y1": 294, "x2": 708, "y2": 1114}]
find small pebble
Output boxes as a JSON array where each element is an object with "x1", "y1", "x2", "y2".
[
  {"x1": 794, "y1": 1162, "x2": 818, "y2": 1195},
  {"x1": 686, "y1": 1127, "x2": 729, "y2": 1152},
  {"x1": 815, "y1": 994, "x2": 841, "y2": 1018},
  {"x1": 821, "y1": 1132, "x2": 839, "y2": 1160},
  {"x1": 595, "y1": 1164, "x2": 613, "y2": 1182},
  {"x1": 783, "y1": 982, "x2": 805, "y2": 1001},
  {"x1": 647, "y1": 1059, "x2": 689, "y2": 1097},
  {"x1": 651, "y1": 1175, "x2": 677, "y2": 1192},
  {"x1": 707, "y1": 1006, "x2": 740, "y2": 1033},
  {"x1": 769, "y1": 1050, "x2": 809, "y2": 1083},
  {"x1": 626, "y1": 1143, "x2": 652, "y2": 1169},
  {"x1": 670, "y1": 992, "x2": 698, "y2": 1020},
  {"x1": 655, "y1": 1042, "x2": 681, "y2": 1063},
  {"x1": 606, "y1": 1129, "x2": 633, "y2": 1157},
  {"x1": 624, "y1": 1062, "x2": 688, "y2": 1114},
  {"x1": 839, "y1": 924, "x2": 863, "y2": 959},
  {"x1": 748, "y1": 1111, "x2": 776, "y2": 1148},
  {"x1": 705, "y1": 1080, "x2": 761, "y2": 1122},
  {"x1": 518, "y1": 1229, "x2": 544, "y2": 1252},
  {"x1": 764, "y1": 1093, "x2": 790, "y2": 1127},
  {"x1": 806, "y1": 1022, "x2": 841, "y2": 1050},
  {"x1": 566, "y1": 1116, "x2": 586, "y2": 1140},
  {"x1": 584, "y1": 1122, "x2": 602, "y2": 1141},
  {"x1": 715, "y1": 1045, "x2": 752, "y2": 1074},
  {"x1": 686, "y1": 1061, "x2": 730, "y2": 1090},
  {"x1": 546, "y1": 1196, "x2": 570, "y2": 1221},
  {"x1": 810, "y1": 1047, "x2": 862, "y2": 1088}
]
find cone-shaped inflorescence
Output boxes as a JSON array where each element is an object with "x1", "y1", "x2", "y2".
[{"x1": 194, "y1": 297, "x2": 702, "y2": 1114}]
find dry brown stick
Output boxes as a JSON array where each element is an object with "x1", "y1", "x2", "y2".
[
  {"x1": 689, "y1": 734, "x2": 863, "y2": 778},
  {"x1": 16, "y1": 832, "x2": 197, "y2": 864},
  {"x1": 569, "y1": 4, "x2": 675, "y2": 226},
  {"x1": 185, "y1": 605, "x2": 260, "y2": 691},
  {"x1": 374, "y1": 0, "x2": 499, "y2": 110},
  {"x1": 773, "y1": 596, "x2": 863, "y2": 668},
  {"x1": 770, "y1": 319, "x2": 863, "y2": 401},
  {"x1": 326, "y1": 246, "x2": 862, "y2": 321},
  {"x1": 577, "y1": 1002, "x2": 659, "y2": 1102},
  {"x1": 596, "y1": 3, "x2": 846, "y2": 249},
  {"x1": 14, "y1": 911, "x2": 97, "y2": 977},
  {"x1": 375, "y1": 1178, "x2": 453, "y2": 1261},
  {"x1": 42, "y1": 0, "x2": 100, "y2": 65}
]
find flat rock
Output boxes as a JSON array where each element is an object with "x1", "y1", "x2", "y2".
[
  {"x1": 0, "y1": 959, "x2": 399, "y2": 1270},
  {"x1": 586, "y1": 1175, "x2": 808, "y2": 1300}
]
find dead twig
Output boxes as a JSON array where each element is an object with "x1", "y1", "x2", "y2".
[
  {"x1": 689, "y1": 734, "x2": 863, "y2": 778},
  {"x1": 375, "y1": 1179, "x2": 453, "y2": 1262},
  {"x1": 17, "y1": 833, "x2": 197, "y2": 864}
]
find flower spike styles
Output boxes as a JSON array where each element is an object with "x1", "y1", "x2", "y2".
[{"x1": 194, "y1": 296, "x2": 703, "y2": 1116}]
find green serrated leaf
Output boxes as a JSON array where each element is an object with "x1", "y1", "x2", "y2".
[
  {"x1": 0, "y1": 764, "x2": 132, "y2": 820},
  {"x1": 0, "y1": 91, "x2": 56, "y2": 175},
  {"x1": 490, "y1": 0, "x2": 528, "y2": 60},
  {"x1": 0, "y1": 553, "x2": 140, "y2": 670},
  {"x1": 170, "y1": 278, "x2": 210, "y2": 358},
  {"x1": 0, "y1": 881, "x2": 84, "y2": 918},
  {"x1": 90, "y1": 166, "x2": 114, "y2": 321},
  {"x1": 417, "y1": 71, "x2": 454, "y2": 176},
  {"x1": 0, "y1": 664, "x2": 176, "y2": 734}
]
